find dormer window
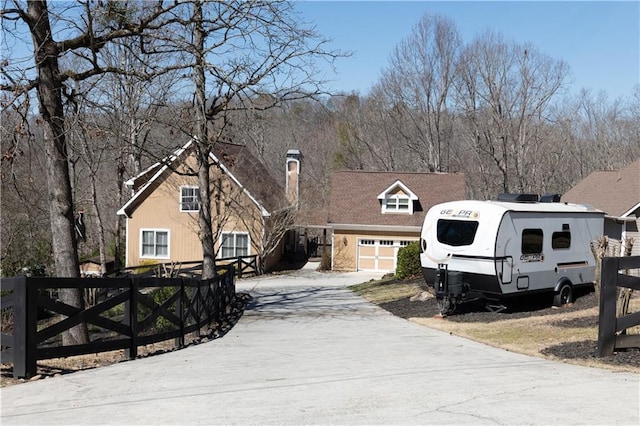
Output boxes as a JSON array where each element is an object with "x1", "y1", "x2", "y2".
[
  {"x1": 377, "y1": 180, "x2": 418, "y2": 214},
  {"x1": 180, "y1": 186, "x2": 200, "y2": 212},
  {"x1": 386, "y1": 195, "x2": 410, "y2": 212}
]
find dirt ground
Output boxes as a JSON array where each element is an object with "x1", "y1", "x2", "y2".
[{"x1": 378, "y1": 287, "x2": 640, "y2": 372}]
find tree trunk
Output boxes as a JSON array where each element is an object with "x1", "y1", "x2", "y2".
[
  {"x1": 590, "y1": 236, "x2": 608, "y2": 303},
  {"x1": 197, "y1": 147, "x2": 216, "y2": 279},
  {"x1": 616, "y1": 238, "x2": 634, "y2": 319},
  {"x1": 193, "y1": 0, "x2": 216, "y2": 280},
  {"x1": 28, "y1": 0, "x2": 88, "y2": 344},
  {"x1": 115, "y1": 158, "x2": 126, "y2": 270},
  {"x1": 90, "y1": 179, "x2": 107, "y2": 275}
]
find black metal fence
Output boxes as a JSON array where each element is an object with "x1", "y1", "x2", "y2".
[
  {"x1": 0, "y1": 268, "x2": 236, "y2": 378},
  {"x1": 597, "y1": 256, "x2": 640, "y2": 356}
]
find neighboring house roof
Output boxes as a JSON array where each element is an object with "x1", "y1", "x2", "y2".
[
  {"x1": 294, "y1": 209, "x2": 329, "y2": 228},
  {"x1": 562, "y1": 160, "x2": 640, "y2": 217},
  {"x1": 328, "y1": 171, "x2": 466, "y2": 230},
  {"x1": 117, "y1": 139, "x2": 284, "y2": 218},
  {"x1": 80, "y1": 256, "x2": 116, "y2": 267}
]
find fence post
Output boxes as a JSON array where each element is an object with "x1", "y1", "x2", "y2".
[
  {"x1": 11, "y1": 277, "x2": 38, "y2": 378},
  {"x1": 125, "y1": 278, "x2": 139, "y2": 360},
  {"x1": 597, "y1": 257, "x2": 618, "y2": 357},
  {"x1": 196, "y1": 279, "x2": 203, "y2": 333},
  {"x1": 178, "y1": 279, "x2": 185, "y2": 347},
  {"x1": 237, "y1": 256, "x2": 242, "y2": 279}
]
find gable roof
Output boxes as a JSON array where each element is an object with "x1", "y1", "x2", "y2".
[
  {"x1": 328, "y1": 171, "x2": 466, "y2": 229},
  {"x1": 377, "y1": 180, "x2": 419, "y2": 201},
  {"x1": 117, "y1": 139, "x2": 284, "y2": 218},
  {"x1": 562, "y1": 159, "x2": 640, "y2": 217}
]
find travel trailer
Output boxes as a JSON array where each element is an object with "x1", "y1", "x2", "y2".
[{"x1": 420, "y1": 194, "x2": 605, "y2": 315}]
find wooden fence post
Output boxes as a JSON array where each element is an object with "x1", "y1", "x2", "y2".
[
  {"x1": 11, "y1": 277, "x2": 38, "y2": 378},
  {"x1": 178, "y1": 279, "x2": 185, "y2": 347},
  {"x1": 597, "y1": 257, "x2": 618, "y2": 357},
  {"x1": 125, "y1": 278, "x2": 139, "y2": 360}
]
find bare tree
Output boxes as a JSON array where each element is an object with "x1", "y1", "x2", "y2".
[
  {"x1": 571, "y1": 89, "x2": 637, "y2": 172},
  {"x1": 161, "y1": 0, "x2": 343, "y2": 279},
  {"x1": 377, "y1": 14, "x2": 462, "y2": 173},
  {"x1": 331, "y1": 91, "x2": 404, "y2": 171},
  {"x1": 91, "y1": 38, "x2": 182, "y2": 271},
  {"x1": 454, "y1": 31, "x2": 569, "y2": 197},
  {"x1": 1, "y1": 0, "x2": 187, "y2": 344},
  {"x1": 0, "y1": 107, "x2": 51, "y2": 275}
]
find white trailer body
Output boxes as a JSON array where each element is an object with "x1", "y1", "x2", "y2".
[{"x1": 420, "y1": 199, "x2": 604, "y2": 308}]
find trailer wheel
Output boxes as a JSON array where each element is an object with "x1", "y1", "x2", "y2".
[{"x1": 553, "y1": 283, "x2": 573, "y2": 307}]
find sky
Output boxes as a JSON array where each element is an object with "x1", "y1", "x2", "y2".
[{"x1": 294, "y1": 1, "x2": 640, "y2": 100}]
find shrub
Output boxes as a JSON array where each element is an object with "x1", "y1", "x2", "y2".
[
  {"x1": 318, "y1": 251, "x2": 332, "y2": 271},
  {"x1": 396, "y1": 241, "x2": 421, "y2": 279},
  {"x1": 138, "y1": 285, "x2": 178, "y2": 332},
  {"x1": 136, "y1": 259, "x2": 158, "y2": 275}
]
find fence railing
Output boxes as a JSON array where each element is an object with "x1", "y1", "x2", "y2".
[
  {"x1": 108, "y1": 255, "x2": 258, "y2": 278},
  {"x1": 0, "y1": 268, "x2": 236, "y2": 378},
  {"x1": 597, "y1": 256, "x2": 640, "y2": 356}
]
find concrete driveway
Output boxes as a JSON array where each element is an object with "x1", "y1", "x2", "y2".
[{"x1": 1, "y1": 266, "x2": 638, "y2": 425}]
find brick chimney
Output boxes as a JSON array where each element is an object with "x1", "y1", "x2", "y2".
[{"x1": 286, "y1": 149, "x2": 301, "y2": 207}]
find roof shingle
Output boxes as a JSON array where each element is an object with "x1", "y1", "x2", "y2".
[
  {"x1": 328, "y1": 171, "x2": 466, "y2": 227},
  {"x1": 562, "y1": 160, "x2": 640, "y2": 217}
]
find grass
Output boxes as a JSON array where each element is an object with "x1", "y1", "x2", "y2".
[
  {"x1": 412, "y1": 310, "x2": 597, "y2": 357},
  {"x1": 349, "y1": 275, "x2": 421, "y2": 304},
  {"x1": 350, "y1": 277, "x2": 640, "y2": 374}
]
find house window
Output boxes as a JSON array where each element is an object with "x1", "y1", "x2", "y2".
[
  {"x1": 360, "y1": 239, "x2": 375, "y2": 246},
  {"x1": 221, "y1": 232, "x2": 249, "y2": 258},
  {"x1": 377, "y1": 180, "x2": 418, "y2": 215},
  {"x1": 399, "y1": 241, "x2": 411, "y2": 247},
  {"x1": 385, "y1": 195, "x2": 410, "y2": 213},
  {"x1": 180, "y1": 186, "x2": 200, "y2": 212},
  {"x1": 380, "y1": 240, "x2": 394, "y2": 246},
  {"x1": 141, "y1": 229, "x2": 169, "y2": 258}
]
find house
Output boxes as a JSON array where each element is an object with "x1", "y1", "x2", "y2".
[
  {"x1": 80, "y1": 256, "x2": 116, "y2": 277},
  {"x1": 562, "y1": 159, "x2": 640, "y2": 255},
  {"x1": 117, "y1": 139, "x2": 292, "y2": 271},
  {"x1": 327, "y1": 171, "x2": 466, "y2": 272}
]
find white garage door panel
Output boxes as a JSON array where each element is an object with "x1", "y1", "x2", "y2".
[{"x1": 357, "y1": 239, "x2": 416, "y2": 272}]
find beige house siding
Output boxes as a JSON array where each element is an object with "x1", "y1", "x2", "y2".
[
  {"x1": 125, "y1": 152, "x2": 271, "y2": 268},
  {"x1": 626, "y1": 217, "x2": 640, "y2": 257},
  {"x1": 326, "y1": 171, "x2": 466, "y2": 273},
  {"x1": 80, "y1": 262, "x2": 103, "y2": 277},
  {"x1": 332, "y1": 229, "x2": 419, "y2": 272}
]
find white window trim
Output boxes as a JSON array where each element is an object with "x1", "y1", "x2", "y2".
[
  {"x1": 377, "y1": 180, "x2": 418, "y2": 215},
  {"x1": 180, "y1": 185, "x2": 200, "y2": 212},
  {"x1": 383, "y1": 195, "x2": 413, "y2": 214},
  {"x1": 140, "y1": 228, "x2": 171, "y2": 259},
  {"x1": 219, "y1": 231, "x2": 251, "y2": 258}
]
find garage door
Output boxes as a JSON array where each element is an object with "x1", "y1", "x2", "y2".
[{"x1": 357, "y1": 239, "x2": 414, "y2": 272}]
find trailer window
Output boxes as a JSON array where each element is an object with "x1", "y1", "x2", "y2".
[
  {"x1": 437, "y1": 219, "x2": 479, "y2": 246},
  {"x1": 522, "y1": 229, "x2": 543, "y2": 254},
  {"x1": 552, "y1": 231, "x2": 571, "y2": 249}
]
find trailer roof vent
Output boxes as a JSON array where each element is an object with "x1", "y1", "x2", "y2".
[
  {"x1": 497, "y1": 193, "x2": 539, "y2": 203},
  {"x1": 540, "y1": 193, "x2": 561, "y2": 203}
]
